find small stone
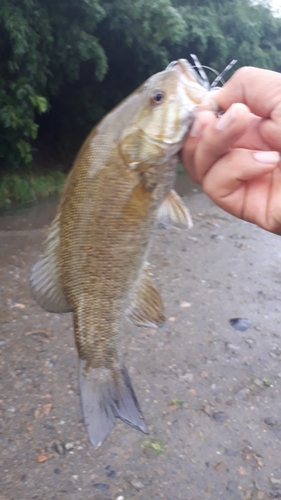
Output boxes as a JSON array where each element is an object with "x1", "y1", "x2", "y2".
[
  {"x1": 226, "y1": 343, "x2": 240, "y2": 351},
  {"x1": 257, "y1": 492, "x2": 265, "y2": 500},
  {"x1": 127, "y1": 478, "x2": 145, "y2": 490},
  {"x1": 106, "y1": 468, "x2": 116, "y2": 479},
  {"x1": 64, "y1": 442, "x2": 74, "y2": 451},
  {"x1": 227, "y1": 480, "x2": 237, "y2": 492},
  {"x1": 244, "y1": 338, "x2": 254, "y2": 347},
  {"x1": 201, "y1": 404, "x2": 213, "y2": 417},
  {"x1": 214, "y1": 462, "x2": 226, "y2": 472},
  {"x1": 54, "y1": 468, "x2": 61, "y2": 475},
  {"x1": 93, "y1": 483, "x2": 109, "y2": 491},
  {"x1": 253, "y1": 378, "x2": 264, "y2": 388},
  {"x1": 116, "y1": 497, "x2": 124, "y2": 500},
  {"x1": 238, "y1": 466, "x2": 247, "y2": 475},
  {"x1": 211, "y1": 234, "x2": 224, "y2": 240},
  {"x1": 270, "y1": 478, "x2": 281, "y2": 486},
  {"x1": 270, "y1": 490, "x2": 281, "y2": 498},
  {"x1": 180, "y1": 373, "x2": 193, "y2": 382},
  {"x1": 52, "y1": 441, "x2": 65, "y2": 455},
  {"x1": 229, "y1": 318, "x2": 252, "y2": 332},
  {"x1": 212, "y1": 411, "x2": 227, "y2": 423},
  {"x1": 37, "y1": 455, "x2": 48, "y2": 463},
  {"x1": 265, "y1": 417, "x2": 277, "y2": 426},
  {"x1": 225, "y1": 448, "x2": 238, "y2": 457},
  {"x1": 235, "y1": 388, "x2": 250, "y2": 400},
  {"x1": 244, "y1": 490, "x2": 253, "y2": 500},
  {"x1": 180, "y1": 301, "x2": 191, "y2": 308}
]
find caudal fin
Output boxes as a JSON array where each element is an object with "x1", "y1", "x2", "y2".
[{"x1": 79, "y1": 360, "x2": 148, "y2": 449}]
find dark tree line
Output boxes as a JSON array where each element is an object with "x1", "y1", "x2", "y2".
[{"x1": 0, "y1": 0, "x2": 280, "y2": 170}]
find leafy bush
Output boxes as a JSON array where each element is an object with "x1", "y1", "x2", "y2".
[{"x1": 0, "y1": 169, "x2": 65, "y2": 209}]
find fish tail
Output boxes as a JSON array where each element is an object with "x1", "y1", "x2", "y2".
[{"x1": 79, "y1": 359, "x2": 148, "y2": 449}]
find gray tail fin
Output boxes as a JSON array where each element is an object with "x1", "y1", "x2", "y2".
[{"x1": 79, "y1": 360, "x2": 148, "y2": 449}]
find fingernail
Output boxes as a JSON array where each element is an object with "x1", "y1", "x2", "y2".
[
  {"x1": 253, "y1": 151, "x2": 280, "y2": 163},
  {"x1": 215, "y1": 104, "x2": 236, "y2": 131},
  {"x1": 189, "y1": 116, "x2": 202, "y2": 138}
]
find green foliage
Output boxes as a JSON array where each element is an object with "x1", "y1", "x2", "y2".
[
  {"x1": 1, "y1": 0, "x2": 281, "y2": 171},
  {"x1": 0, "y1": 169, "x2": 65, "y2": 209},
  {"x1": 0, "y1": 0, "x2": 107, "y2": 170},
  {"x1": 0, "y1": 78, "x2": 47, "y2": 168}
]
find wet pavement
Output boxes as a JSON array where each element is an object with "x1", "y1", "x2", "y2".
[{"x1": 1, "y1": 174, "x2": 281, "y2": 499}]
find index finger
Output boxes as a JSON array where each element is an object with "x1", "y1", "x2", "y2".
[
  {"x1": 214, "y1": 67, "x2": 281, "y2": 118},
  {"x1": 214, "y1": 67, "x2": 281, "y2": 150}
]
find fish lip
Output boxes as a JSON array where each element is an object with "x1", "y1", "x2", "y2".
[{"x1": 166, "y1": 59, "x2": 201, "y2": 84}]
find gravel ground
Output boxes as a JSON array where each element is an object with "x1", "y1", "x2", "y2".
[{"x1": 1, "y1": 176, "x2": 281, "y2": 500}]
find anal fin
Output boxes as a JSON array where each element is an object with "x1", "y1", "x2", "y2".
[
  {"x1": 158, "y1": 189, "x2": 193, "y2": 229},
  {"x1": 126, "y1": 268, "x2": 165, "y2": 328},
  {"x1": 79, "y1": 360, "x2": 148, "y2": 450},
  {"x1": 30, "y1": 212, "x2": 72, "y2": 313}
]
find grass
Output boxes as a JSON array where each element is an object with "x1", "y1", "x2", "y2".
[
  {"x1": 0, "y1": 168, "x2": 66, "y2": 210},
  {"x1": 168, "y1": 398, "x2": 184, "y2": 408},
  {"x1": 141, "y1": 438, "x2": 167, "y2": 456}
]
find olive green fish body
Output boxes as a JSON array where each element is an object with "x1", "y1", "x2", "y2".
[{"x1": 31, "y1": 59, "x2": 207, "y2": 448}]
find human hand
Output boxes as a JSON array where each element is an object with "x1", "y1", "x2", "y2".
[{"x1": 182, "y1": 67, "x2": 281, "y2": 234}]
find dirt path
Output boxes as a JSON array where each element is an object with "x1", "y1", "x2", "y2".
[{"x1": 1, "y1": 177, "x2": 281, "y2": 500}]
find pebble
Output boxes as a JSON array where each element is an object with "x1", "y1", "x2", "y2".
[
  {"x1": 212, "y1": 411, "x2": 227, "y2": 423},
  {"x1": 229, "y1": 318, "x2": 252, "y2": 332},
  {"x1": 180, "y1": 373, "x2": 193, "y2": 382},
  {"x1": 105, "y1": 465, "x2": 116, "y2": 478},
  {"x1": 265, "y1": 417, "x2": 277, "y2": 426},
  {"x1": 254, "y1": 378, "x2": 264, "y2": 388},
  {"x1": 226, "y1": 480, "x2": 237, "y2": 492},
  {"x1": 201, "y1": 404, "x2": 213, "y2": 417},
  {"x1": 270, "y1": 489, "x2": 281, "y2": 498},
  {"x1": 211, "y1": 234, "x2": 224, "y2": 240},
  {"x1": 235, "y1": 388, "x2": 250, "y2": 400},
  {"x1": 52, "y1": 441, "x2": 65, "y2": 456},
  {"x1": 125, "y1": 474, "x2": 145, "y2": 491},
  {"x1": 270, "y1": 478, "x2": 281, "y2": 486},
  {"x1": 225, "y1": 448, "x2": 239, "y2": 457},
  {"x1": 64, "y1": 442, "x2": 74, "y2": 451},
  {"x1": 244, "y1": 338, "x2": 254, "y2": 347},
  {"x1": 93, "y1": 483, "x2": 109, "y2": 491},
  {"x1": 226, "y1": 343, "x2": 240, "y2": 352}
]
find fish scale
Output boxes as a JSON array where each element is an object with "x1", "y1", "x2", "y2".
[{"x1": 30, "y1": 59, "x2": 208, "y2": 449}]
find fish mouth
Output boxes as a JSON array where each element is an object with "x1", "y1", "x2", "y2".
[{"x1": 166, "y1": 59, "x2": 208, "y2": 106}]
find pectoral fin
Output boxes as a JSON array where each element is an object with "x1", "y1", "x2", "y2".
[
  {"x1": 158, "y1": 189, "x2": 193, "y2": 229},
  {"x1": 126, "y1": 269, "x2": 165, "y2": 328},
  {"x1": 30, "y1": 212, "x2": 72, "y2": 313}
]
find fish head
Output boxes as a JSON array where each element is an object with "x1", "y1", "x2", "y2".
[{"x1": 120, "y1": 59, "x2": 208, "y2": 166}]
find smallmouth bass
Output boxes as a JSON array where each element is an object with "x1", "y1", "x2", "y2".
[{"x1": 30, "y1": 59, "x2": 207, "y2": 449}]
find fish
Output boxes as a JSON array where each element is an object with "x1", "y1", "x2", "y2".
[{"x1": 30, "y1": 59, "x2": 208, "y2": 449}]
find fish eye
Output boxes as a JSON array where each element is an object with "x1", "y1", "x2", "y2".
[{"x1": 150, "y1": 90, "x2": 165, "y2": 105}]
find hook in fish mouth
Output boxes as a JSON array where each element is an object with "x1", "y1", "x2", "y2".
[
  {"x1": 189, "y1": 53, "x2": 237, "y2": 90},
  {"x1": 166, "y1": 55, "x2": 237, "y2": 91}
]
